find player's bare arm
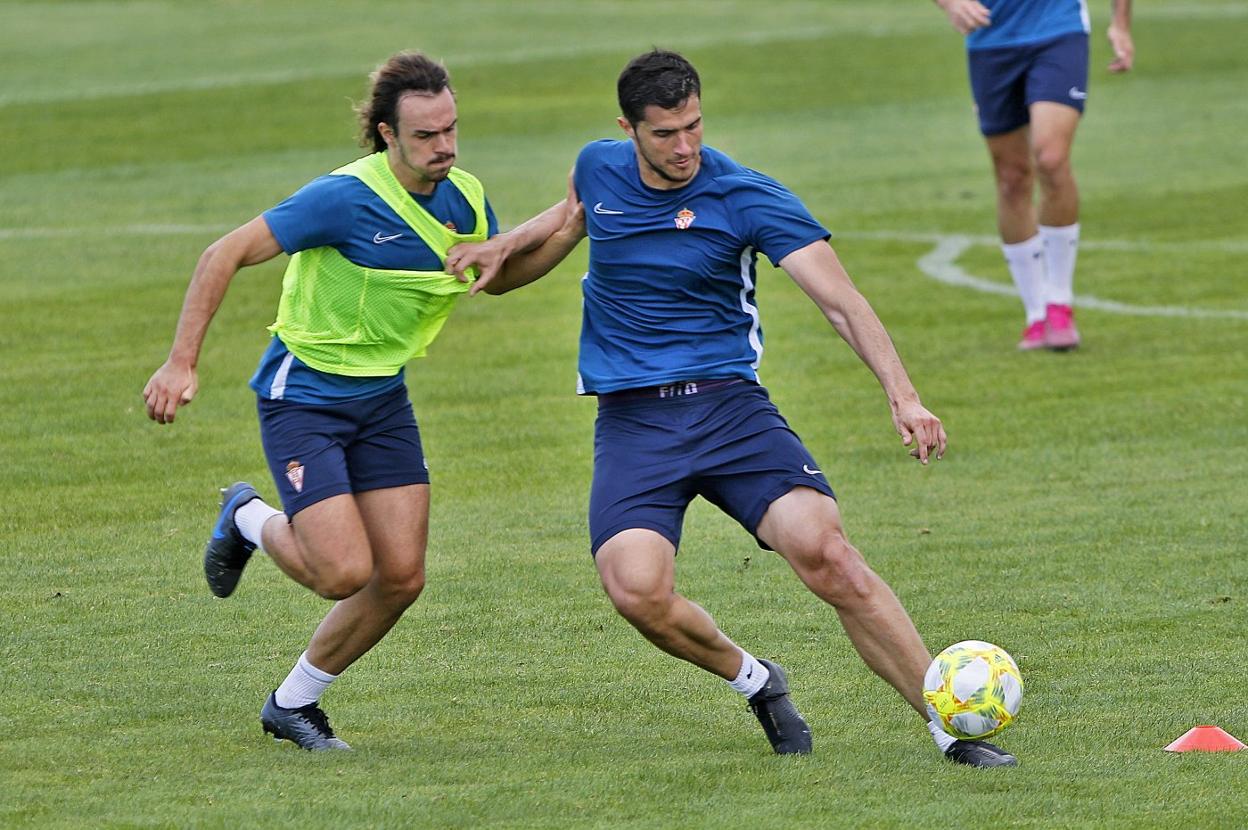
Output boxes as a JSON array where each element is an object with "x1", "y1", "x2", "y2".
[
  {"x1": 143, "y1": 216, "x2": 282, "y2": 424},
  {"x1": 1107, "y1": 0, "x2": 1134, "y2": 73},
  {"x1": 779, "y1": 240, "x2": 948, "y2": 463},
  {"x1": 450, "y1": 172, "x2": 586, "y2": 296},
  {"x1": 449, "y1": 167, "x2": 584, "y2": 293},
  {"x1": 935, "y1": 0, "x2": 991, "y2": 34}
]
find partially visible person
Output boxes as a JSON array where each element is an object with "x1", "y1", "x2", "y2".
[
  {"x1": 935, "y1": 0, "x2": 1134, "y2": 350},
  {"x1": 142, "y1": 51, "x2": 564, "y2": 750},
  {"x1": 450, "y1": 49, "x2": 1015, "y2": 767}
]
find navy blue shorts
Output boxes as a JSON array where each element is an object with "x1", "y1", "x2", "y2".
[
  {"x1": 589, "y1": 380, "x2": 835, "y2": 555},
  {"x1": 968, "y1": 32, "x2": 1089, "y2": 135},
  {"x1": 256, "y1": 384, "x2": 429, "y2": 517}
]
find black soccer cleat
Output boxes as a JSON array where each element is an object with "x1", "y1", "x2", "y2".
[
  {"x1": 945, "y1": 738, "x2": 1017, "y2": 767},
  {"x1": 203, "y1": 482, "x2": 259, "y2": 598},
  {"x1": 747, "y1": 659, "x2": 813, "y2": 755},
  {"x1": 260, "y1": 692, "x2": 351, "y2": 751}
]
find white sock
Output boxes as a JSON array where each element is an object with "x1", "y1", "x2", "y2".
[
  {"x1": 727, "y1": 650, "x2": 769, "y2": 698},
  {"x1": 928, "y1": 719, "x2": 957, "y2": 753},
  {"x1": 1039, "y1": 222, "x2": 1080, "y2": 306},
  {"x1": 1001, "y1": 234, "x2": 1048, "y2": 324},
  {"x1": 235, "y1": 498, "x2": 283, "y2": 551},
  {"x1": 274, "y1": 651, "x2": 337, "y2": 709}
]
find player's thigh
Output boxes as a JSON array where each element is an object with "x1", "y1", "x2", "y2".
[
  {"x1": 288, "y1": 492, "x2": 374, "y2": 574},
  {"x1": 1028, "y1": 101, "x2": 1081, "y2": 168},
  {"x1": 353, "y1": 484, "x2": 429, "y2": 583},
  {"x1": 755, "y1": 485, "x2": 847, "y2": 570},
  {"x1": 595, "y1": 528, "x2": 678, "y2": 602}
]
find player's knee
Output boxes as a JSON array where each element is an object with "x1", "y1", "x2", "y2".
[
  {"x1": 606, "y1": 584, "x2": 672, "y2": 632},
  {"x1": 804, "y1": 535, "x2": 873, "y2": 606},
  {"x1": 313, "y1": 560, "x2": 374, "y2": 600},
  {"x1": 1032, "y1": 144, "x2": 1071, "y2": 181},
  {"x1": 994, "y1": 163, "x2": 1033, "y2": 203},
  {"x1": 381, "y1": 567, "x2": 426, "y2": 607}
]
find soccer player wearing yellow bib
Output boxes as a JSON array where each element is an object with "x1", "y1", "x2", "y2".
[{"x1": 143, "y1": 52, "x2": 573, "y2": 750}]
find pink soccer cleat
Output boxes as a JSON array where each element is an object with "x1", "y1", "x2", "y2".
[
  {"x1": 1043, "y1": 303, "x2": 1081, "y2": 350},
  {"x1": 1017, "y1": 320, "x2": 1046, "y2": 351}
]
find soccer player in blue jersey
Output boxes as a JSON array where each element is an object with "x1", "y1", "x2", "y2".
[
  {"x1": 935, "y1": 0, "x2": 1134, "y2": 350},
  {"x1": 143, "y1": 52, "x2": 567, "y2": 750},
  {"x1": 451, "y1": 49, "x2": 1014, "y2": 767}
]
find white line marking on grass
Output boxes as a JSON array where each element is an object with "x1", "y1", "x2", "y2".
[{"x1": 834, "y1": 230, "x2": 1248, "y2": 321}]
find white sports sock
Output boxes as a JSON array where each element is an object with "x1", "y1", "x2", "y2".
[
  {"x1": 1001, "y1": 234, "x2": 1048, "y2": 324},
  {"x1": 928, "y1": 719, "x2": 957, "y2": 753},
  {"x1": 274, "y1": 651, "x2": 338, "y2": 709},
  {"x1": 727, "y1": 650, "x2": 769, "y2": 698},
  {"x1": 235, "y1": 498, "x2": 283, "y2": 551},
  {"x1": 1039, "y1": 222, "x2": 1080, "y2": 306}
]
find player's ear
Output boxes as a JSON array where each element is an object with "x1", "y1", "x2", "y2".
[
  {"x1": 378, "y1": 122, "x2": 396, "y2": 148},
  {"x1": 617, "y1": 116, "x2": 635, "y2": 139}
]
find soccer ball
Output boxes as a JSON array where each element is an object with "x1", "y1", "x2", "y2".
[{"x1": 923, "y1": 640, "x2": 1023, "y2": 740}]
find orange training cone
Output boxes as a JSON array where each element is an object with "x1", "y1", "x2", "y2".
[{"x1": 1164, "y1": 725, "x2": 1247, "y2": 753}]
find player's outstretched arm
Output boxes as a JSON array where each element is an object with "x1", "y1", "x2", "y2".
[
  {"x1": 143, "y1": 216, "x2": 282, "y2": 425},
  {"x1": 933, "y1": 0, "x2": 991, "y2": 34},
  {"x1": 1107, "y1": 0, "x2": 1134, "y2": 72},
  {"x1": 779, "y1": 240, "x2": 947, "y2": 464},
  {"x1": 447, "y1": 172, "x2": 586, "y2": 296}
]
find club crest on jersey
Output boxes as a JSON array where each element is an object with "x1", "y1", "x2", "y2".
[
  {"x1": 674, "y1": 208, "x2": 696, "y2": 230},
  {"x1": 285, "y1": 460, "x2": 305, "y2": 493},
  {"x1": 444, "y1": 220, "x2": 458, "y2": 231}
]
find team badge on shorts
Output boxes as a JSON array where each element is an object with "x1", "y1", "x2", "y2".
[
  {"x1": 674, "y1": 208, "x2": 696, "y2": 230},
  {"x1": 285, "y1": 460, "x2": 305, "y2": 493}
]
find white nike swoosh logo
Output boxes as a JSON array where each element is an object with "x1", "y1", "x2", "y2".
[
  {"x1": 373, "y1": 232, "x2": 403, "y2": 244},
  {"x1": 593, "y1": 202, "x2": 624, "y2": 215},
  {"x1": 803, "y1": 464, "x2": 822, "y2": 475},
  {"x1": 1068, "y1": 87, "x2": 1087, "y2": 100}
]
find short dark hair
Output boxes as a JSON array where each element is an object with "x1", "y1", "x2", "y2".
[
  {"x1": 617, "y1": 49, "x2": 701, "y2": 125},
  {"x1": 357, "y1": 51, "x2": 453, "y2": 152}
]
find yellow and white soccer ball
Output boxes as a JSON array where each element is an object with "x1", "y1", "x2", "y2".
[{"x1": 923, "y1": 640, "x2": 1023, "y2": 740}]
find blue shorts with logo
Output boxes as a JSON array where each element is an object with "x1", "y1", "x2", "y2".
[
  {"x1": 256, "y1": 384, "x2": 429, "y2": 517},
  {"x1": 968, "y1": 32, "x2": 1089, "y2": 136},
  {"x1": 589, "y1": 380, "x2": 835, "y2": 555}
]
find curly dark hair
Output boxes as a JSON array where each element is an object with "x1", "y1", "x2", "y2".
[
  {"x1": 357, "y1": 51, "x2": 453, "y2": 152},
  {"x1": 617, "y1": 49, "x2": 701, "y2": 125}
]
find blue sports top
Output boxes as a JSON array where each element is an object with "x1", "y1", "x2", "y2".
[
  {"x1": 573, "y1": 140, "x2": 829, "y2": 394},
  {"x1": 966, "y1": 0, "x2": 1090, "y2": 50},
  {"x1": 251, "y1": 173, "x2": 498, "y2": 403}
]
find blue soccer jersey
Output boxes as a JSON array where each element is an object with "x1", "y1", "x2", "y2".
[
  {"x1": 573, "y1": 140, "x2": 829, "y2": 394},
  {"x1": 251, "y1": 170, "x2": 498, "y2": 404},
  {"x1": 966, "y1": 0, "x2": 1090, "y2": 50}
]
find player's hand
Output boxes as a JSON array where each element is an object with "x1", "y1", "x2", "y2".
[
  {"x1": 892, "y1": 400, "x2": 947, "y2": 465},
  {"x1": 143, "y1": 360, "x2": 198, "y2": 424},
  {"x1": 939, "y1": 0, "x2": 991, "y2": 35},
  {"x1": 1107, "y1": 22, "x2": 1134, "y2": 72},
  {"x1": 446, "y1": 237, "x2": 508, "y2": 293}
]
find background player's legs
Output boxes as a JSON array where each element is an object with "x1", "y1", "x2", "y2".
[
  {"x1": 986, "y1": 126, "x2": 1036, "y2": 245},
  {"x1": 595, "y1": 528, "x2": 742, "y2": 679},
  {"x1": 756, "y1": 486, "x2": 930, "y2": 716},
  {"x1": 986, "y1": 126, "x2": 1050, "y2": 345},
  {"x1": 1030, "y1": 101, "x2": 1081, "y2": 228},
  {"x1": 1030, "y1": 101, "x2": 1083, "y2": 348}
]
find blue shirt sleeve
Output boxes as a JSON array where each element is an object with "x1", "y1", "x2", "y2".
[
  {"x1": 725, "y1": 171, "x2": 830, "y2": 266},
  {"x1": 262, "y1": 175, "x2": 357, "y2": 254},
  {"x1": 485, "y1": 198, "x2": 499, "y2": 238}
]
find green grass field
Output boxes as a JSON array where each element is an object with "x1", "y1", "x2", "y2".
[{"x1": 3, "y1": 1, "x2": 1247, "y2": 827}]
